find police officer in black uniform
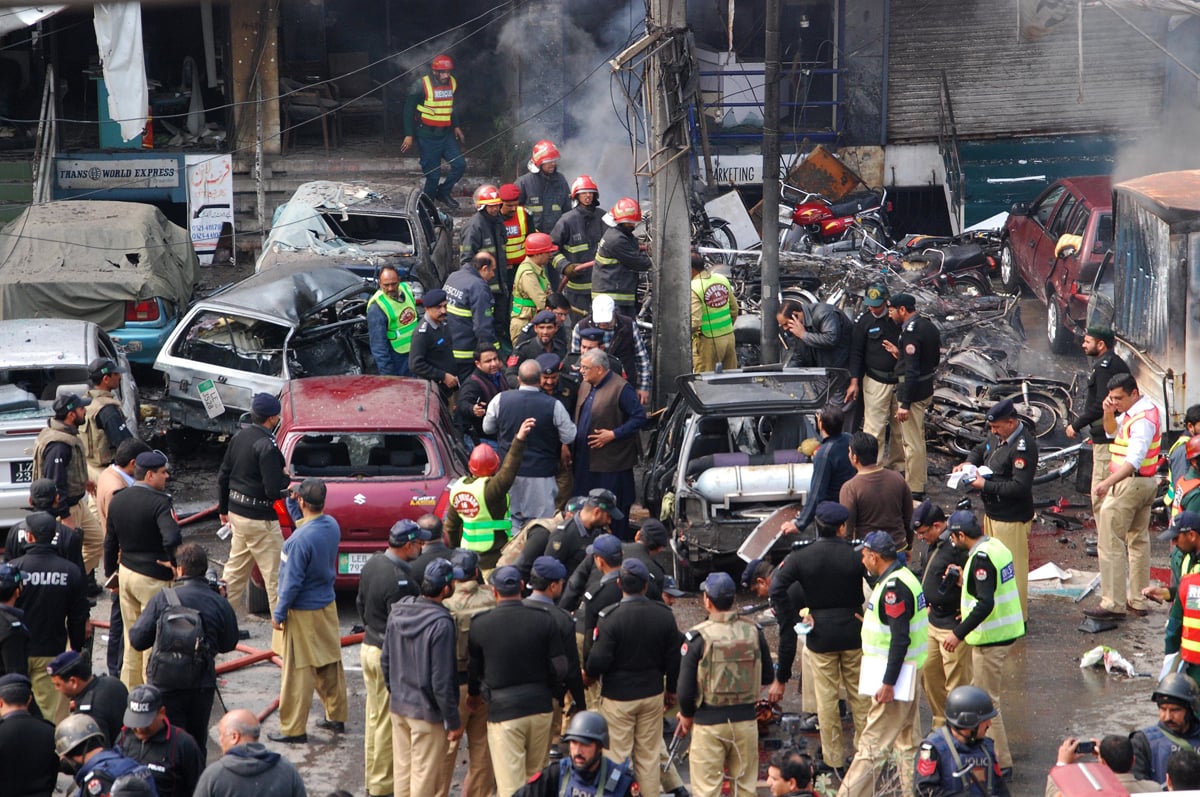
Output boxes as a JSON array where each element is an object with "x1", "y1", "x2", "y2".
[
  {"x1": 0, "y1": 673, "x2": 58, "y2": 796},
  {"x1": 507, "y1": 310, "x2": 570, "y2": 382},
  {"x1": 48, "y1": 650, "x2": 129, "y2": 746},
  {"x1": 546, "y1": 490, "x2": 615, "y2": 578},
  {"x1": 1065, "y1": 325, "x2": 1131, "y2": 495},
  {"x1": 514, "y1": 711, "x2": 638, "y2": 797},
  {"x1": 534, "y1": 353, "x2": 578, "y2": 420},
  {"x1": 0, "y1": 563, "x2": 29, "y2": 677},
  {"x1": 513, "y1": 497, "x2": 584, "y2": 583},
  {"x1": 579, "y1": 535, "x2": 624, "y2": 660},
  {"x1": 886, "y1": 292, "x2": 941, "y2": 500},
  {"x1": 55, "y1": 713, "x2": 156, "y2": 797},
  {"x1": 524, "y1": 556, "x2": 588, "y2": 727},
  {"x1": 6, "y1": 480, "x2": 85, "y2": 573},
  {"x1": 847, "y1": 283, "x2": 901, "y2": 450},
  {"x1": 408, "y1": 515, "x2": 453, "y2": 582},
  {"x1": 115, "y1": 684, "x2": 204, "y2": 797},
  {"x1": 408, "y1": 288, "x2": 461, "y2": 402}
]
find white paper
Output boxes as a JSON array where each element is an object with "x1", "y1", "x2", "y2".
[
  {"x1": 1028, "y1": 562, "x2": 1072, "y2": 581},
  {"x1": 857, "y1": 658, "x2": 918, "y2": 701}
]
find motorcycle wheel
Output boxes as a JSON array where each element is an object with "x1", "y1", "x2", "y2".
[
  {"x1": 781, "y1": 225, "x2": 808, "y2": 254},
  {"x1": 853, "y1": 219, "x2": 890, "y2": 259},
  {"x1": 1033, "y1": 447, "x2": 1079, "y2": 485},
  {"x1": 950, "y1": 274, "x2": 993, "y2": 298}
]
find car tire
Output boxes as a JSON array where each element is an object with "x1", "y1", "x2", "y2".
[
  {"x1": 997, "y1": 242, "x2": 1021, "y2": 295},
  {"x1": 1046, "y1": 296, "x2": 1075, "y2": 355},
  {"x1": 248, "y1": 573, "x2": 270, "y2": 615}
]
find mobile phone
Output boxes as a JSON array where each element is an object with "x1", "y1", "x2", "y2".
[{"x1": 1076, "y1": 740, "x2": 1095, "y2": 754}]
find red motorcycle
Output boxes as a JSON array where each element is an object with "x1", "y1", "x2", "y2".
[{"x1": 780, "y1": 185, "x2": 893, "y2": 257}]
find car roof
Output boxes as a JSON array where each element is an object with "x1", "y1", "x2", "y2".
[
  {"x1": 204, "y1": 264, "x2": 368, "y2": 322},
  {"x1": 1054, "y1": 175, "x2": 1113, "y2": 210},
  {"x1": 292, "y1": 180, "x2": 420, "y2": 215},
  {"x1": 0, "y1": 319, "x2": 100, "y2": 367},
  {"x1": 282, "y1": 375, "x2": 434, "y2": 430},
  {"x1": 674, "y1": 367, "x2": 839, "y2": 414}
]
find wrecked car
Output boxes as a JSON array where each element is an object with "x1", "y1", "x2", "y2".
[
  {"x1": 0, "y1": 319, "x2": 138, "y2": 529},
  {"x1": 153, "y1": 264, "x2": 374, "y2": 435},
  {"x1": 642, "y1": 367, "x2": 841, "y2": 585},
  {"x1": 256, "y1": 180, "x2": 455, "y2": 293},
  {"x1": 0, "y1": 201, "x2": 198, "y2": 364}
]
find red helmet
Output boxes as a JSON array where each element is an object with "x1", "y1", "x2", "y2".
[
  {"x1": 498, "y1": 183, "x2": 521, "y2": 202},
  {"x1": 611, "y1": 197, "x2": 642, "y2": 224},
  {"x1": 473, "y1": 184, "x2": 501, "y2": 209},
  {"x1": 1187, "y1": 434, "x2": 1200, "y2": 461},
  {"x1": 431, "y1": 54, "x2": 454, "y2": 72},
  {"x1": 468, "y1": 444, "x2": 500, "y2": 477},
  {"x1": 571, "y1": 174, "x2": 599, "y2": 200},
  {"x1": 524, "y1": 232, "x2": 558, "y2": 256},
  {"x1": 531, "y1": 140, "x2": 561, "y2": 167}
]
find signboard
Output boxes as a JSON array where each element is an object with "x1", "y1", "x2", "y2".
[
  {"x1": 185, "y1": 154, "x2": 235, "y2": 265},
  {"x1": 196, "y1": 379, "x2": 225, "y2": 419},
  {"x1": 56, "y1": 157, "x2": 181, "y2": 190}
]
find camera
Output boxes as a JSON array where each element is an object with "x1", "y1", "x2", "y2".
[
  {"x1": 938, "y1": 566, "x2": 960, "y2": 595},
  {"x1": 1075, "y1": 740, "x2": 1095, "y2": 754}
]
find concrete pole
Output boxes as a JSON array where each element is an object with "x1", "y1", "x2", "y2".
[
  {"x1": 649, "y1": 0, "x2": 693, "y2": 408},
  {"x1": 760, "y1": 0, "x2": 782, "y2": 364}
]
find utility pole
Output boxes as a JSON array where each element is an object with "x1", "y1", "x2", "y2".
[
  {"x1": 648, "y1": 0, "x2": 692, "y2": 408},
  {"x1": 760, "y1": 0, "x2": 782, "y2": 364}
]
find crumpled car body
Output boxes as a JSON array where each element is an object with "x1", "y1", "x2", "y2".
[{"x1": 153, "y1": 263, "x2": 374, "y2": 434}]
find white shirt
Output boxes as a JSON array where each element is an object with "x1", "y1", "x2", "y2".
[{"x1": 1110, "y1": 394, "x2": 1161, "y2": 469}]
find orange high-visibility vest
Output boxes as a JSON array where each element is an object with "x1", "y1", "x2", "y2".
[
  {"x1": 1109, "y1": 403, "x2": 1161, "y2": 477},
  {"x1": 417, "y1": 75, "x2": 456, "y2": 127}
]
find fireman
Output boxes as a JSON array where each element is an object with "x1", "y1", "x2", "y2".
[
  {"x1": 689, "y1": 251, "x2": 738, "y2": 373},
  {"x1": 401, "y1": 54, "x2": 466, "y2": 208},
  {"x1": 593, "y1": 198, "x2": 651, "y2": 317},
  {"x1": 516, "y1": 140, "x2": 570, "y2": 234},
  {"x1": 510, "y1": 233, "x2": 558, "y2": 342},
  {"x1": 551, "y1": 175, "x2": 605, "y2": 321},
  {"x1": 499, "y1": 184, "x2": 531, "y2": 274}
]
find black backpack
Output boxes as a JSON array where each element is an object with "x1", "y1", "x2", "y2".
[{"x1": 146, "y1": 589, "x2": 208, "y2": 690}]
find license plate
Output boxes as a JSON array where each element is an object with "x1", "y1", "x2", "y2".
[
  {"x1": 10, "y1": 460, "x2": 32, "y2": 484},
  {"x1": 337, "y1": 552, "x2": 371, "y2": 575}
]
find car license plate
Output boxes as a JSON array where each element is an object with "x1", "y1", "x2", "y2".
[
  {"x1": 338, "y1": 552, "x2": 371, "y2": 575},
  {"x1": 10, "y1": 460, "x2": 32, "y2": 484}
]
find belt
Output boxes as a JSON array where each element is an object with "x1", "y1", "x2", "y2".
[
  {"x1": 229, "y1": 489, "x2": 273, "y2": 509},
  {"x1": 865, "y1": 368, "x2": 898, "y2": 384},
  {"x1": 897, "y1": 372, "x2": 935, "y2": 385}
]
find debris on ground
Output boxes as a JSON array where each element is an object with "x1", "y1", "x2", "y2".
[{"x1": 1080, "y1": 644, "x2": 1141, "y2": 678}]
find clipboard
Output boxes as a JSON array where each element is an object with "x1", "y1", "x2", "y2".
[{"x1": 857, "y1": 658, "x2": 918, "y2": 701}]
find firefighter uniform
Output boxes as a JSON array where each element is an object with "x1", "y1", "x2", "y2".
[
  {"x1": 444, "y1": 261, "x2": 500, "y2": 377},
  {"x1": 503, "y1": 206, "x2": 531, "y2": 271},
  {"x1": 517, "y1": 170, "x2": 570, "y2": 234},
  {"x1": 440, "y1": 576, "x2": 496, "y2": 797},
  {"x1": 893, "y1": 308, "x2": 941, "y2": 495},
  {"x1": 1096, "y1": 395, "x2": 1162, "y2": 616},
  {"x1": 1069, "y1": 349, "x2": 1130, "y2": 510},
  {"x1": 404, "y1": 71, "x2": 465, "y2": 203},
  {"x1": 690, "y1": 269, "x2": 739, "y2": 373},
  {"x1": 510, "y1": 256, "x2": 552, "y2": 342},
  {"x1": 848, "y1": 293, "x2": 902, "y2": 467},
  {"x1": 368, "y1": 285, "x2": 420, "y2": 377},
  {"x1": 592, "y1": 226, "x2": 651, "y2": 316},
  {"x1": 551, "y1": 203, "x2": 605, "y2": 320}
]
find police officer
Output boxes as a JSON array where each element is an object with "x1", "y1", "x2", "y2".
[
  {"x1": 914, "y1": 685, "x2": 1009, "y2": 796},
  {"x1": 508, "y1": 311, "x2": 569, "y2": 382},
  {"x1": 48, "y1": 650, "x2": 129, "y2": 747},
  {"x1": 524, "y1": 555, "x2": 587, "y2": 735},
  {"x1": 551, "y1": 176, "x2": 605, "y2": 321},
  {"x1": 0, "y1": 563, "x2": 28, "y2": 677},
  {"x1": 514, "y1": 711, "x2": 638, "y2": 797},
  {"x1": 689, "y1": 251, "x2": 738, "y2": 373},
  {"x1": 593, "y1": 198, "x2": 651, "y2": 316},
  {"x1": 579, "y1": 534, "x2": 624, "y2": 661},
  {"x1": 1131, "y1": 673, "x2": 1200, "y2": 785},
  {"x1": 445, "y1": 253, "x2": 501, "y2": 378},
  {"x1": 839, "y1": 531, "x2": 928, "y2": 797},
  {"x1": 115, "y1": 685, "x2": 204, "y2": 797},
  {"x1": 1065, "y1": 326, "x2": 1130, "y2": 509},
  {"x1": 82, "y1": 357, "x2": 132, "y2": 484},
  {"x1": 913, "y1": 501, "x2": 972, "y2": 730},
  {"x1": 408, "y1": 288, "x2": 460, "y2": 401},
  {"x1": 6, "y1": 486, "x2": 85, "y2": 573},
  {"x1": 884, "y1": 292, "x2": 940, "y2": 500},
  {"x1": 55, "y1": 713, "x2": 156, "y2": 797},
  {"x1": 546, "y1": 489, "x2": 615, "y2": 577},
  {"x1": 367, "y1": 265, "x2": 420, "y2": 377},
  {"x1": 845, "y1": 284, "x2": 901, "y2": 466},
  {"x1": 0, "y1": 673, "x2": 58, "y2": 797},
  {"x1": 517, "y1": 140, "x2": 571, "y2": 234},
  {"x1": 955, "y1": 398, "x2": 1039, "y2": 620},
  {"x1": 535, "y1": 353, "x2": 577, "y2": 419},
  {"x1": 585, "y1": 558, "x2": 681, "y2": 797},
  {"x1": 941, "y1": 510, "x2": 1025, "y2": 777},
  {"x1": 408, "y1": 514, "x2": 453, "y2": 581},
  {"x1": 676, "y1": 572, "x2": 773, "y2": 797}
]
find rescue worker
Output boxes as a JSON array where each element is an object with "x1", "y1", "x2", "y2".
[
  {"x1": 444, "y1": 418, "x2": 533, "y2": 569},
  {"x1": 517, "y1": 140, "x2": 571, "y2": 234},
  {"x1": 676, "y1": 572, "x2": 773, "y2": 797},
  {"x1": 584, "y1": 558, "x2": 681, "y2": 797},
  {"x1": 513, "y1": 711, "x2": 638, "y2": 797},
  {"x1": 1163, "y1": 512, "x2": 1200, "y2": 685},
  {"x1": 914, "y1": 685, "x2": 1009, "y2": 796},
  {"x1": 845, "y1": 283, "x2": 902, "y2": 467},
  {"x1": 1064, "y1": 326, "x2": 1131, "y2": 510},
  {"x1": 884, "y1": 292, "x2": 941, "y2": 501},
  {"x1": 455, "y1": 345, "x2": 507, "y2": 450},
  {"x1": 408, "y1": 288, "x2": 460, "y2": 402},
  {"x1": 913, "y1": 501, "x2": 972, "y2": 730},
  {"x1": 459, "y1": 186, "x2": 507, "y2": 266},
  {"x1": 467, "y1": 566, "x2": 568, "y2": 797},
  {"x1": 1131, "y1": 673, "x2": 1200, "y2": 785},
  {"x1": 689, "y1": 251, "x2": 739, "y2": 373},
  {"x1": 593, "y1": 198, "x2": 651, "y2": 316},
  {"x1": 82, "y1": 357, "x2": 132, "y2": 485},
  {"x1": 510, "y1": 233, "x2": 558, "y2": 341},
  {"x1": 55, "y1": 713, "x2": 156, "y2": 797},
  {"x1": 33, "y1": 393, "x2": 104, "y2": 588},
  {"x1": 115, "y1": 685, "x2": 204, "y2": 797},
  {"x1": 401, "y1": 53, "x2": 465, "y2": 208},
  {"x1": 570, "y1": 296, "x2": 651, "y2": 406},
  {"x1": 439, "y1": 550, "x2": 496, "y2": 797},
  {"x1": 445, "y1": 253, "x2": 501, "y2": 379},
  {"x1": 367, "y1": 266, "x2": 419, "y2": 377},
  {"x1": 1086, "y1": 373, "x2": 1163, "y2": 621},
  {"x1": 551, "y1": 175, "x2": 605, "y2": 320},
  {"x1": 500, "y1": 183, "x2": 531, "y2": 274},
  {"x1": 48, "y1": 650, "x2": 129, "y2": 748},
  {"x1": 1165, "y1": 407, "x2": 1200, "y2": 516},
  {"x1": 941, "y1": 510, "x2": 1025, "y2": 776},
  {"x1": 955, "y1": 398, "x2": 1039, "y2": 619},
  {"x1": 1171, "y1": 435, "x2": 1200, "y2": 517},
  {"x1": 838, "y1": 531, "x2": 928, "y2": 797}
]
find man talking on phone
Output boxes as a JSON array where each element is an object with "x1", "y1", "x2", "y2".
[{"x1": 455, "y1": 345, "x2": 508, "y2": 450}]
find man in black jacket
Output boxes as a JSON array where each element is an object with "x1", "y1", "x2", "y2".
[
  {"x1": 116, "y1": 684, "x2": 205, "y2": 797},
  {"x1": 408, "y1": 514, "x2": 452, "y2": 580},
  {"x1": 778, "y1": 297, "x2": 851, "y2": 400},
  {"x1": 585, "y1": 558, "x2": 681, "y2": 797},
  {"x1": 468, "y1": 566, "x2": 568, "y2": 797},
  {"x1": 769, "y1": 501, "x2": 870, "y2": 775},
  {"x1": 885, "y1": 292, "x2": 941, "y2": 500},
  {"x1": 0, "y1": 673, "x2": 58, "y2": 797},
  {"x1": 0, "y1": 563, "x2": 29, "y2": 678},
  {"x1": 128, "y1": 543, "x2": 239, "y2": 756},
  {"x1": 48, "y1": 649, "x2": 128, "y2": 746},
  {"x1": 524, "y1": 556, "x2": 587, "y2": 732},
  {"x1": 408, "y1": 288, "x2": 460, "y2": 402},
  {"x1": 1066, "y1": 326, "x2": 1131, "y2": 508},
  {"x1": 217, "y1": 392, "x2": 289, "y2": 618},
  {"x1": 6, "y1": 481, "x2": 85, "y2": 573},
  {"x1": 12, "y1": 513, "x2": 88, "y2": 722},
  {"x1": 546, "y1": 489, "x2": 615, "y2": 579},
  {"x1": 455, "y1": 346, "x2": 508, "y2": 449},
  {"x1": 105, "y1": 450, "x2": 181, "y2": 689}
]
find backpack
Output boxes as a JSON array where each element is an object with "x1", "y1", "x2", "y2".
[{"x1": 146, "y1": 589, "x2": 208, "y2": 690}]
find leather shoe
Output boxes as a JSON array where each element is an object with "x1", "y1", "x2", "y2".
[
  {"x1": 267, "y1": 731, "x2": 308, "y2": 744},
  {"x1": 1126, "y1": 602, "x2": 1149, "y2": 617},
  {"x1": 1082, "y1": 607, "x2": 1125, "y2": 621},
  {"x1": 316, "y1": 719, "x2": 345, "y2": 733}
]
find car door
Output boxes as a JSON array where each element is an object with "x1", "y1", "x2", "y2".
[
  {"x1": 1022, "y1": 184, "x2": 1070, "y2": 302},
  {"x1": 1043, "y1": 194, "x2": 1082, "y2": 301}
]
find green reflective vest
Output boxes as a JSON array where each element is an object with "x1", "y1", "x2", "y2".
[
  {"x1": 450, "y1": 476, "x2": 511, "y2": 551},
  {"x1": 511, "y1": 259, "x2": 549, "y2": 316},
  {"x1": 960, "y1": 537, "x2": 1026, "y2": 645},
  {"x1": 691, "y1": 271, "x2": 735, "y2": 338},
  {"x1": 862, "y1": 564, "x2": 929, "y2": 669},
  {"x1": 369, "y1": 286, "x2": 419, "y2": 354}
]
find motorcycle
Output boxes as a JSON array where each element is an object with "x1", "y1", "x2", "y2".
[
  {"x1": 888, "y1": 234, "x2": 997, "y2": 298},
  {"x1": 779, "y1": 185, "x2": 893, "y2": 258}
]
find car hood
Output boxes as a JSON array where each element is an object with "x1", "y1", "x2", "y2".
[
  {"x1": 674, "y1": 367, "x2": 842, "y2": 414},
  {"x1": 0, "y1": 200, "x2": 197, "y2": 330}
]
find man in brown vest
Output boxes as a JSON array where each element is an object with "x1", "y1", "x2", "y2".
[{"x1": 572, "y1": 350, "x2": 646, "y2": 540}]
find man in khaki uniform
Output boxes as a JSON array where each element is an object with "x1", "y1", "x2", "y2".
[
  {"x1": 689, "y1": 252, "x2": 739, "y2": 373},
  {"x1": 676, "y1": 572, "x2": 772, "y2": 797},
  {"x1": 33, "y1": 394, "x2": 103, "y2": 577},
  {"x1": 439, "y1": 550, "x2": 496, "y2": 797}
]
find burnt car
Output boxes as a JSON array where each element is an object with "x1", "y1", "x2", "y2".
[
  {"x1": 153, "y1": 264, "x2": 374, "y2": 434},
  {"x1": 642, "y1": 367, "x2": 841, "y2": 586},
  {"x1": 256, "y1": 180, "x2": 456, "y2": 293},
  {"x1": 999, "y1": 176, "x2": 1113, "y2": 353}
]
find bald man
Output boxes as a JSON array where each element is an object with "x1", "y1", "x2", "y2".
[{"x1": 193, "y1": 710, "x2": 307, "y2": 797}]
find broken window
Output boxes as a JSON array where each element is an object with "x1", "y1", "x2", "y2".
[
  {"x1": 290, "y1": 432, "x2": 432, "y2": 478},
  {"x1": 173, "y1": 311, "x2": 288, "y2": 377}
]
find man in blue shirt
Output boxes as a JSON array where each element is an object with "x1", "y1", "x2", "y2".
[{"x1": 786, "y1": 405, "x2": 855, "y2": 535}]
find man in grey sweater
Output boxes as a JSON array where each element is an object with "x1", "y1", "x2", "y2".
[
  {"x1": 383, "y1": 558, "x2": 465, "y2": 797},
  {"x1": 193, "y1": 709, "x2": 307, "y2": 797}
]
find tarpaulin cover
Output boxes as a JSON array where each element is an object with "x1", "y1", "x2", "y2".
[{"x1": 0, "y1": 200, "x2": 197, "y2": 330}]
